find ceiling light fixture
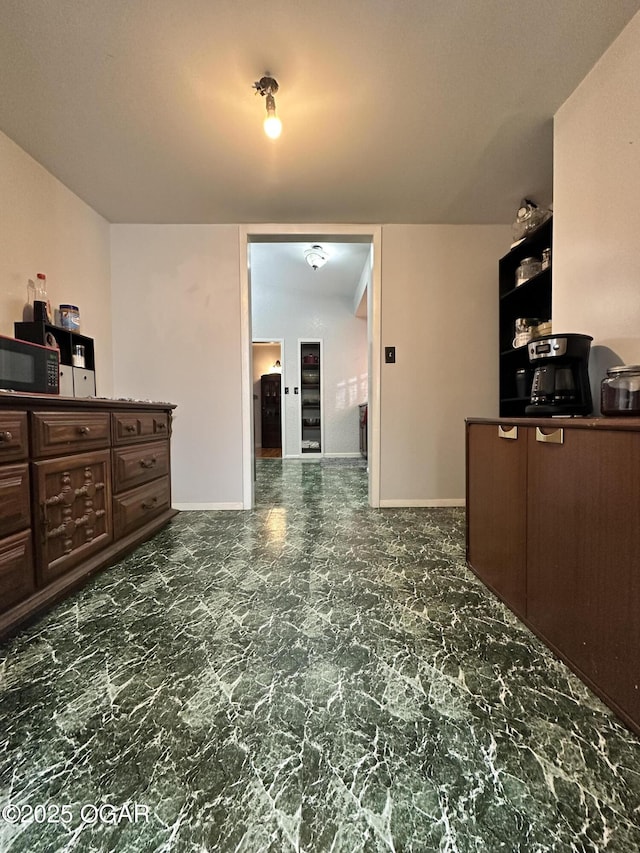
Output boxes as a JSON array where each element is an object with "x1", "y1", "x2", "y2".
[
  {"x1": 304, "y1": 245, "x2": 329, "y2": 271},
  {"x1": 253, "y1": 74, "x2": 282, "y2": 140}
]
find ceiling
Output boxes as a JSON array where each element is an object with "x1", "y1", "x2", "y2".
[
  {"x1": 251, "y1": 241, "x2": 371, "y2": 301},
  {"x1": 1, "y1": 0, "x2": 639, "y2": 225}
]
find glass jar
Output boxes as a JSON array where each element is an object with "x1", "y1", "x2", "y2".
[
  {"x1": 601, "y1": 365, "x2": 640, "y2": 415},
  {"x1": 515, "y1": 257, "x2": 542, "y2": 287},
  {"x1": 59, "y1": 304, "x2": 80, "y2": 331}
]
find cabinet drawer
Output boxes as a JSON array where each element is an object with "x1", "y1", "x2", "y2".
[
  {"x1": 112, "y1": 411, "x2": 170, "y2": 445},
  {"x1": 112, "y1": 440, "x2": 170, "y2": 493},
  {"x1": 0, "y1": 463, "x2": 30, "y2": 538},
  {"x1": 113, "y1": 476, "x2": 171, "y2": 539},
  {"x1": 0, "y1": 530, "x2": 35, "y2": 612},
  {"x1": 31, "y1": 411, "x2": 111, "y2": 457},
  {"x1": 0, "y1": 412, "x2": 28, "y2": 462}
]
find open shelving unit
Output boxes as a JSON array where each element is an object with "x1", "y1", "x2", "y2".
[
  {"x1": 499, "y1": 217, "x2": 553, "y2": 416},
  {"x1": 300, "y1": 340, "x2": 322, "y2": 454}
]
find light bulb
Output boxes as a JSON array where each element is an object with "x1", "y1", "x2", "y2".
[{"x1": 264, "y1": 114, "x2": 282, "y2": 139}]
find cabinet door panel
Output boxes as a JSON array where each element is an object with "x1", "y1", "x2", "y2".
[
  {"x1": 527, "y1": 428, "x2": 640, "y2": 724},
  {"x1": 0, "y1": 530, "x2": 34, "y2": 611},
  {"x1": 0, "y1": 463, "x2": 30, "y2": 538},
  {"x1": 466, "y1": 423, "x2": 527, "y2": 617},
  {"x1": 72, "y1": 368, "x2": 96, "y2": 398},
  {"x1": 33, "y1": 450, "x2": 113, "y2": 584}
]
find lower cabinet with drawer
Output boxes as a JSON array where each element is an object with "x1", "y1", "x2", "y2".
[
  {"x1": 466, "y1": 417, "x2": 640, "y2": 737},
  {"x1": 0, "y1": 412, "x2": 34, "y2": 615},
  {"x1": 0, "y1": 396, "x2": 177, "y2": 638}
]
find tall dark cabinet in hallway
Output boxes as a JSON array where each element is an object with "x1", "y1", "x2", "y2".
[{"x1": 260, "y1": 374, "x2": 282, "y2": 448}]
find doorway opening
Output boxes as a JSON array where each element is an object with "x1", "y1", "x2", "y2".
[
  {"x1": 240, "y1": 225, "x2": 382, "y2": 509},
  {"x1": 252, "y1": 339, "x2": 284, "y2": 458}
]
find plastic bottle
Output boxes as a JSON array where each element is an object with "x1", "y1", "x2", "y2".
[{"x1": 34, "y1": 273, "x2": 51, "y2": 323}]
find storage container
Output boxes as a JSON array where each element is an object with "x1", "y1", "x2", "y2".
[
  {"x1": 601, "y1": 365, "x2": 640, "y2": 415},
  {"x1": 59, "y1": 304, "x2": 80, "y2": 331}
]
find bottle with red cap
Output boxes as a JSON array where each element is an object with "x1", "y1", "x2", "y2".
[{"x1": 34, "y1": 272, "x2": 51, "y2": 323}]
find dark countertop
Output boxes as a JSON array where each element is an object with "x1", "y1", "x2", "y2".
[
  {"x1": 466, "y1": 415, "x2": 640, "y2": 431},
  {"x1": 0, "y1": 391, "x2": 176, "y2": 410}
]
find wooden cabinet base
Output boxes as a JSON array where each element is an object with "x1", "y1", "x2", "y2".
[
  {"x1": 467, "y1": 417, "x2": 640, "y2": 738},
  {"x1": 0, "y1": 508, "x2": 177, "y2": 639},
  {"x1": 0, "y1": 395, "x2": 177, "y2": 641}
]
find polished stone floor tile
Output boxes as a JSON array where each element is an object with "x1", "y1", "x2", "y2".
[{"x1": 1, "y1": 459, "x2": 639, "y2": 852}]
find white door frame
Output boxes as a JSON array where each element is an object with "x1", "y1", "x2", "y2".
[{"x1": 239, "y1": 224, "x2": 382, "y2": 509}]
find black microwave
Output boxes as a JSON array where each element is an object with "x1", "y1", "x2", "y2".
[{"x1": 0, "y1": 335, "x2": 59, "y2": 394}]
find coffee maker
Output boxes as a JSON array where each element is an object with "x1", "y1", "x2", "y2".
[{"x1": 525, "y1": 333, "x2": 593, "y2": 416}]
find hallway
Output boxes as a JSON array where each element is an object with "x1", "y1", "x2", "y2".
[{"x1": 1, "y1": 460, "x2": 639, "y2": 852}]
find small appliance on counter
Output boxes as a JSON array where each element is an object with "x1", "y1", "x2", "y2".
[
  {"x1": 0, "y1": 335, "x2": 60, "y2": 395},
  {"x1": 525, "y1": 333, "x2": 593, "y2": 416}
]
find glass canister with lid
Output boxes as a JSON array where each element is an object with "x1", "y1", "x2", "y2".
[
  {"x1": 601, "y1": 365, "x2": 640, "y2": 415},
  {"x1": 515, "y1": 257, "x2": 542, "y2": 287}
]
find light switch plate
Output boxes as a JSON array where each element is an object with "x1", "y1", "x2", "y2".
[{"x1": 385, "y1": 346, "x2": 396, "y2": 363}]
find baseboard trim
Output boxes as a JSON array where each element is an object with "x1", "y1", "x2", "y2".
[
  {"x1": 378, "y1": 498, "x2": 466, "y2": 508},
  {"x1": 173, "y1": 502, "x2": 244, "y2": 511},
  {"x1": 281, "y1": 452, "x2": 362, "y2": 461}
]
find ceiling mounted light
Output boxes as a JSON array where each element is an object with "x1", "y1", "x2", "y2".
[
  {"x1": 305, "y1": 244, "x2": 329, "y2": 271},
  {"x1": 253, "y1": 74, "x2": 282, "y2": 139}
]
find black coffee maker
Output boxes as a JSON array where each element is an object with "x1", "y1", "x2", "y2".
[{"x1": 525, "y1": 333, "x2": 593, "y2": 416}]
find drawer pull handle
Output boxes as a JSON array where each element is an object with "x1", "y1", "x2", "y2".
[
  {"x1": 78, "y1": 426, "x2": 91, "y2": 436},
  {"x1": 142, "y1": 497, "x2": 158, "y2": 510},
  {"x1": 0, "y1": 430, "x2": 13, "y2": 443},
  {"x1": 125, "y1": 424, "x2": 137, "y2": 433},
  {"x1": 156, "y1": 423, "x2": 166, "y2": 431},
  {"x1": 535, "y1": 427, "x2": 564, "y2": 445},
  {"x1": 140, "y1": 457, "x2": 157, "y2": 469},
  {"x1": 498, "y1": 425, "x2": 518, "y2": 440}
]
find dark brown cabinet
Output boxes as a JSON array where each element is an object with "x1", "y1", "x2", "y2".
[
  {"x1": 466, "y1": 417, "x2": 640, "y2": 736},
  {"x1": 0, "y1": 411, "x2": 34, "y2": 614},
  {"x1": 260, "y1": 374, "x2": 282, "y2": 449},
  {"x1": 466, "y1": 422, "x2": 527, "y2": 618},
  {"x1": 527, "y1": 426, "x2": 640, "y2": 731},
  {"x1": 0, "y1": 395, "x2": 177, "y2": 638}
]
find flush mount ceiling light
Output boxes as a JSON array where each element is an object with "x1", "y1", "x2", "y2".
[
  {"x1": 304, "y1": 245, "x2": 329, "y2": 271},
  {"x1": 253, "y1": 74, "x2": 282, "y2": 139}
]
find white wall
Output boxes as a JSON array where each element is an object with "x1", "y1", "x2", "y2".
[
  {"x1": 111, "y1": 223, "x2": 506, "y2": 505},
  {"x1": 0, "y1": 130, "x2": 113, "y2": 394},
  {"x1": 554, "y1": 10, "x2": 640, "y2": 410},
  {"x1": 251, "y1": 259, "x2": 368, "y2": 458},
  {"x1": 110, "y1": 225, "x2": 243, "y2": 509},
  {"x1": 379, "y1": 225, "x2": 511, "y2": 505}
]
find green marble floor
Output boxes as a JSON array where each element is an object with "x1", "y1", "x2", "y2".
[{"x1": 1, "y1": 459, "x2": 639, "y2": 852}]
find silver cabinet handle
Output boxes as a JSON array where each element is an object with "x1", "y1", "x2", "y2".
[
  {"x1": 498, "y1": 425, "x2": 518, "y2": 440},
  {"x1": 535, "y1": 427, "x2": 564, "y2": 445}
]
